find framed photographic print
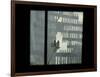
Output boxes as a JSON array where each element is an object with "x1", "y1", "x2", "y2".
[{"x1": 11, "y1": 1, "x2": 97, "y2": 76}]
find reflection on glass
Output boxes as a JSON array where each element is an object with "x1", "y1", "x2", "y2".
[
  {"x1": 30, "y1": 10, "x2": 45, "y2": 65},
  {"x1": 47, "y1": 11, "x2": 83, "y2": 65}
]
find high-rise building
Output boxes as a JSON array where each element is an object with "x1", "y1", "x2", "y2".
[{"x1": 47, "y1": 11, "x2": 83, "y2": 64}]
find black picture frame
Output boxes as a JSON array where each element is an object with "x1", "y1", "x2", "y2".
[{"x1": 11, "y1": 1, "x2": 97, "y2": 77}]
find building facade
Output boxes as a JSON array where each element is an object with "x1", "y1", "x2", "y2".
[{"x1": 47, "y1": 11, "x2": 83, "y2": 64}]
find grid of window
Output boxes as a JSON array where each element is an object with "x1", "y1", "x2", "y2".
[{"x1": 47, "y1": 11, "x2": 83, "y2": 65}]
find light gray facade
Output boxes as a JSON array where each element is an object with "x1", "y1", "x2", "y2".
[{"x1": 30, "y1": 10, "x2": 45, "y2": 65}]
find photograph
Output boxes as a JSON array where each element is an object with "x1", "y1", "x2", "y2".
[{"x1": 30, "y1": 10, "x2": 83, "y2": 65}]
